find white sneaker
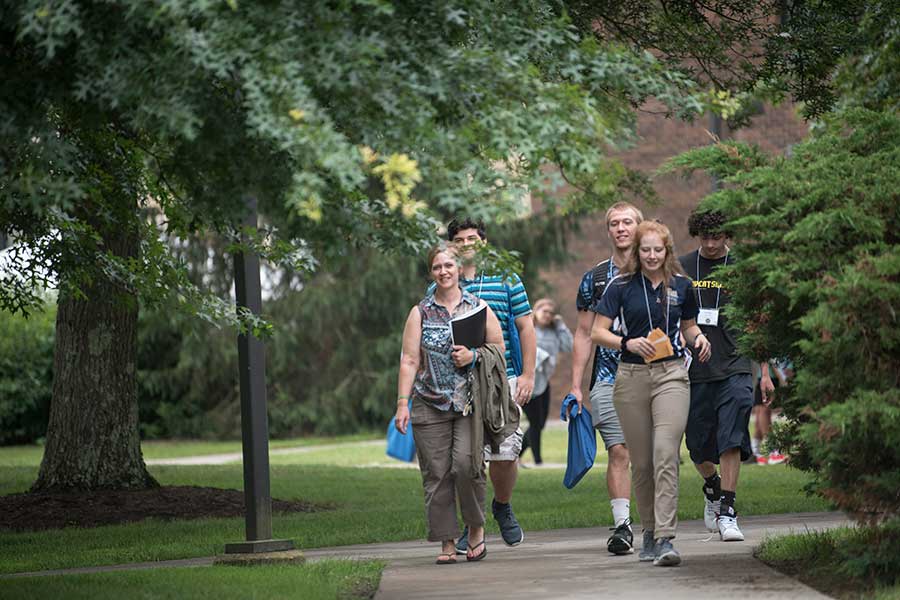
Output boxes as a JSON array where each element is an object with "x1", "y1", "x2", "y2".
[
  {"x1": 717, "y1": 514, "x2": 745, "y2": 541},
  {"x1": 704, "y1": 496, "x2": 720, "y2": 532}
]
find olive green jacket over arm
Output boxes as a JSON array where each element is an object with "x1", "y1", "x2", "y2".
[{"x1": 468, "y1": 343, "x2": 519, "y2": 477}]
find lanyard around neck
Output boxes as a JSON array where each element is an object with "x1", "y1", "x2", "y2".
[
  {"x1": 641, "y1": 275, "x2": 669, "y2": 334},
  {"x1": 696, "y1": 249, "x2": 729, "y2": 310}
]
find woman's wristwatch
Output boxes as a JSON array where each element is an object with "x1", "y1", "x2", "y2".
[{"x1": 620, "y1": 336, "x2": 631, "y2": 353}]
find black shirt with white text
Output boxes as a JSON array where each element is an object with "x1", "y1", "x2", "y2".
[{"x1": 678, "y1": 250, "x2": 752, "y2": 383}]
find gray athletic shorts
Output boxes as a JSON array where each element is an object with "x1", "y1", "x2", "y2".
[
  {"x1": 484, "y1": 376, "x2": 524, "y2": 462},
  {"x1": 590, "y1": 382, "x2": 627, "y2": 450}
]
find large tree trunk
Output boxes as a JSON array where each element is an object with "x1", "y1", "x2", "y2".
[{"x1": 32, "y1": 204, "x2": 157, "y2": 492}]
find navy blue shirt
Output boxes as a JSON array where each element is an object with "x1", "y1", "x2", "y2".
[{"x1": 596, "y1": 272, "x2": 699, "y2": 365}]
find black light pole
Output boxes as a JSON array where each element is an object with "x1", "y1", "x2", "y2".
[{"x1": 224, "y1": 196, "x2": 294, "y2": 555}]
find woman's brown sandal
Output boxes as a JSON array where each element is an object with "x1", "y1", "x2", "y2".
[
  {"x1": 435, "y1": 553, "x2": 457, "y2": 565},
  {"x1": 466, "y1": 540, "x2": 487, "y2": 562}
]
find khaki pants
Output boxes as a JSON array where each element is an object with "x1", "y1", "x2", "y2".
[
  {"x1": 613, "y1": 360, "x2": 690, "y2": 539},
  {"x1": 412, "y1": 399, "x2": 486, "y2": 542}
]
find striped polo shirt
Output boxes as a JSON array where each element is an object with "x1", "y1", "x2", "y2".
[{"x1": 428, "y1": 272, "x2": 531, "y2": 377}]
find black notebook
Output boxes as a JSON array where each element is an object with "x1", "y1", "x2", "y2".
[{"x1": 450, "y1": 304, "x2": 487, "y2": 348}]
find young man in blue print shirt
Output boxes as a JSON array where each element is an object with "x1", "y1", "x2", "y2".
[{"x1": 570, "y1": 201, "x2": 642, "y2": 555}]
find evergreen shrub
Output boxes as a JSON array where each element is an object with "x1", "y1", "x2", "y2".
[{"x1": 666, "y1": 109, "x2": 900, "y2": 521}]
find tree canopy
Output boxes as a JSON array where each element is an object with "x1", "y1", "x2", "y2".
[
  {"x1": 1, "y1": 0, "x2": 703, "y2": 320},
  {"x1": 565, "y1": 0, "x2": 899, "y2": 120}
]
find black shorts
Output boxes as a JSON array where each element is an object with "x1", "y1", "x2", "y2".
[{"x1": 686, "y1": 373, "x2": 753, "y2": 464}]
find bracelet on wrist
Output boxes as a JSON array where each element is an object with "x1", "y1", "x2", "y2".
[{"x1": 620, "y1": 335, "x2": 631, "y2": 353}]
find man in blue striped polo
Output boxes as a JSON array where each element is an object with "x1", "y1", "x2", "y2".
[{"x1": 446, "y1": 217, "x2": 536, "y2": 553}]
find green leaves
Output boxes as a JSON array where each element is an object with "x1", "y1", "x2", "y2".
[{"x1": 3, "y1": 0, "x2": 704, "y2": 326}]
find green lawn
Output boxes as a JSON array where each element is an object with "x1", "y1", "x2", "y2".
[
  {"x1": 0, "y1": 560, "x2": 384, "y2": 600},
  {"x1": 0, "y1": 433, "x2": 380, "y2": 467},
  {"x1": 0, "y1": 429, "x2": 830, "y2": 575}
]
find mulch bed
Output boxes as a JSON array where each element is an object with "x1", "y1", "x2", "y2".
[{"x1": 0, "y1": 486, "x2": 331, "y2": 532}]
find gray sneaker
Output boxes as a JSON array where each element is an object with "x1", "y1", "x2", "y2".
[
  {"x1": 638, "y1": 530, "x2": 656, "y2": 562},
  {"x1": 652, "y1": 537, "x2": 682, "y2": 567},
  {"x1": 492, "y1": 499, "x2": 524, "y2": 546}
]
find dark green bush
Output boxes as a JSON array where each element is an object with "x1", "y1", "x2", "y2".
[
  {"x1": 0, "y1": 305, "x2": 55, "y2": 445},
  {"x1": 136, "y1": 305, "x2": 239, "y2": 439}
]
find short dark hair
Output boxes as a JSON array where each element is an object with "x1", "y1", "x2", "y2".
[
  {"x1": 447, "y1": 217, "x2": 486, "y2": 242},
  {"x1": 687, "y1": 209, "x2": 727, "y2": 237}
]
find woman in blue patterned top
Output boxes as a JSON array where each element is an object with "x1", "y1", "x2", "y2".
[
  {"x1": 591, "y1": 221, "x2": 712, "y2": 567},
  {"x1": 395, "y1": 243, "x2": 504, "y2": 564}
]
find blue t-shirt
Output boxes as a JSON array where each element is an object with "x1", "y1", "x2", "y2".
[
  {"x1": 576, "y1": 260, "x2": 621, "y2": 386},
  {"x1": 596, "y1": 272, "x2": 699, "y2": 365},
  {"x1": 428, "y1": 272, "x2": 531, "y2": 377}
]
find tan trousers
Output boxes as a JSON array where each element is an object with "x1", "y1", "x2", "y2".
[
  {"x1": 411, "y1": 399, "x2": 487, "y2": 542},
  {"x1": 613, "y1": 360, "x2": 690, "y2": 539}
]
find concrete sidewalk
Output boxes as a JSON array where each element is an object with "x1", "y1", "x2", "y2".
[
  {"x1": 4, "y1": 512, "x2": 848, "y2": 599},
  {"x1": 304, "y1": 511, "x2": 848, "y2": 599}
]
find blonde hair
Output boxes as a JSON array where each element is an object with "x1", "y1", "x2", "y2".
[
  {"x1": 605, "y1": 202, "x2": 644, "y2": 227},
  {"x1": 622, "y1": 221, "x2": 686, "y2": 294}
]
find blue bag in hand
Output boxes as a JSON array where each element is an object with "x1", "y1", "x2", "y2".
[
  {"x1": 560, "y1": 393, "x2": 597, "y2": 489},
  {"x1": 386, "y1": 402, "x2": 416, "y2": 462},
  {"x1": 506, "y1": 285, "x2": 523, "y2": 377}
]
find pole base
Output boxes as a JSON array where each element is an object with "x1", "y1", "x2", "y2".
[
  {"x1": 215, "y1": 548, "x2": 304, "y2": 567},
  {"x1": 223, "y1": 538, "x2": 296, "y2": 554}
]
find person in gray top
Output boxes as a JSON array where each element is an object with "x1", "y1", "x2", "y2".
[{"x1": 520, "y1": 298, "x2": 573, "y2": 465}]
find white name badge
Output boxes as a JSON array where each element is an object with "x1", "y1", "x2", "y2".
[{"x1": 698, "y1": 308, "x2": 720, "y2": 327}]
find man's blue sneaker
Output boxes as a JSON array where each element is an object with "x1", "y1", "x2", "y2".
[
  {"x1": 652, "y1": 537, "x2": 681, "y2": 567},
  {"x1": 638, "y1": 530, "x2": 656, "y2": 562},
  {"x1": 455, "y1": 527, "x2": 468, "y2": 555},
  {"x1": 492, "y1": 499, "x2": 524, "y2": 546}
]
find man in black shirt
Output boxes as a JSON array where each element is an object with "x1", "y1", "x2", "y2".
[{"x1": 678, "y1": 210, "x2": 774, "y2": 542}]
